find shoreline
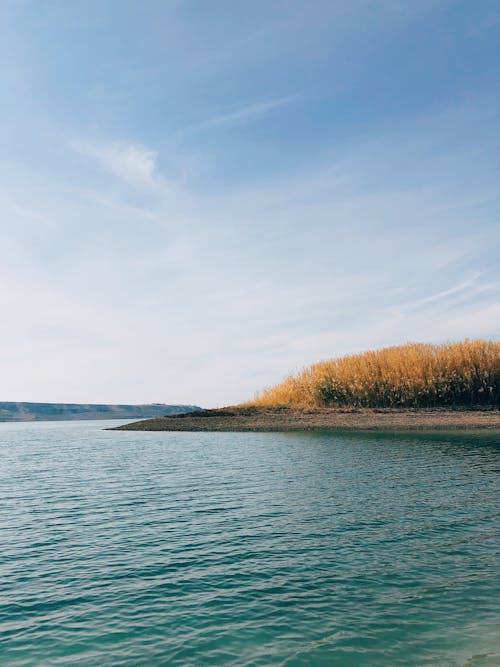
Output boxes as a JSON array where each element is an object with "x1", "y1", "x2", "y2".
[{"x1": 111, "y1": 406, "x2": 500, "y2": 432}]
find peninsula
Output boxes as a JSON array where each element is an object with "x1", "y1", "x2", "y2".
[
  {"x1": 114, "y1": 340, "x2": 500, "y2": 432},
  {"x1": 112, "y1": 405, "x2": 500, "y2": 432}
]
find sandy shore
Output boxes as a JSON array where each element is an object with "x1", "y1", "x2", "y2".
[{"x1": 111, "y1": 406, "x2": 500, "y2": 432}]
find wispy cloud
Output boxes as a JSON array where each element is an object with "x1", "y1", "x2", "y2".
[
  {"x1": 184, "y1": 93, "x2": 300, "y2": 133},
  {"x1": 394, "y1": 273, "x2": 481, "y2": 313},
  {"x1": 73, "y1": 140, "x2": 159, "y2": 187}
]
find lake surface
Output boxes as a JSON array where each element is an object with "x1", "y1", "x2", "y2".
[{"x1": 0, "y1": 421, "x2": 499, "y2": 666}]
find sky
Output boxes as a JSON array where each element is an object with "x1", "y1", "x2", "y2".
[{"x1": 0, "y1": 0, "x2": 499, "y2": 407}]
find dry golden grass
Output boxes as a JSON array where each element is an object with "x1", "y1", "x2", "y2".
[{"x1": 250, "y1": 340, "x2": 500, "y2": 408}]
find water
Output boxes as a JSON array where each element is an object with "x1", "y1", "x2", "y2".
[{"x1": 0, "y1": 421, "x2": 499, "y2": 666}]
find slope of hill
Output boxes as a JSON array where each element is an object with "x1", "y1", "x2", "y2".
[
  {"x1": 251, "y1": 340, "x2": 499, "y2": 409},
  {"x1": 0, "y1": 402, "x2": 202, "y2": 422}
]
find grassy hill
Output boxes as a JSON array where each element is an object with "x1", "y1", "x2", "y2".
[{"x1": 250, "y1": 340, "x2": 500, "y2": 409}]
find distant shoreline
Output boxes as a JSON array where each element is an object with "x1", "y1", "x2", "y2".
[
  {"x1": 0, "y1": 402, "x2": 202, "y2": 422},
  {"x1": 111, "y1": 406, "x2": 500, "y2": 432}
]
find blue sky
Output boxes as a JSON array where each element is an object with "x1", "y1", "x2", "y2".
[{"x1": 0, "y1": 1, "x2": 499, "y2": 406}]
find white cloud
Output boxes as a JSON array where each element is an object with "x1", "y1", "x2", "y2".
[
  {"x1": 392, "y1": 273, "x2": 482, "y2": 314},
  {"x1": 184, "y1": 93, "x2": 300, "y2": 133},
  {"x1": 73, "y1": 140, "x2": 159, "y2": 186}
]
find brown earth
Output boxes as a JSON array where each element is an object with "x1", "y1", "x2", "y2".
[{"x1": 111, "y1": 406, "x2": 500, "y2": 432}]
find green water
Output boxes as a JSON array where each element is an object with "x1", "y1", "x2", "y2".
[{"x1": 0, "y1": 421, "x2": 499, "y2": 666}]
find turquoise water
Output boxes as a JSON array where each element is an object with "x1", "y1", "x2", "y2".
[{"x1": 0, "y1": 421, "x2": 499, "y2": 666}]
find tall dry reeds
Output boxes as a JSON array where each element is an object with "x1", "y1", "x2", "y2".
[{"x1": 251, "y1": 340, "x2": 500, "y2": 408}]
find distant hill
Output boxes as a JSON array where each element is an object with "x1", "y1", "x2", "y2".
[
  {"x1": 0, "y1": 402, "x2": 202, "y2": 422},
  {"x1": 250, "y1": 340, "x2": 500, "y2": 409}
]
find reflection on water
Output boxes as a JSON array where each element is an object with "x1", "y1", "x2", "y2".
[{"x1": 0, "y1": 421, "x2": 499, "y2": 666}]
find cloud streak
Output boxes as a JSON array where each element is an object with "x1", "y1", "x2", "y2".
[
  {"x1": 73, "y1": 141, "x2": 159, "y2": 187},
  {"x1": 183, "y1": 93, "x2": 300, "y2": 134}
]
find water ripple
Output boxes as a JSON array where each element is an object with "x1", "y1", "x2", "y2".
[{"x1": 0, "y1": 422, "x2": 499, "y2": 666}]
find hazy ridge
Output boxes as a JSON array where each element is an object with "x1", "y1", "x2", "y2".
[{"x1": 0, "y1": 402, "x2": 202, "y2": 422}]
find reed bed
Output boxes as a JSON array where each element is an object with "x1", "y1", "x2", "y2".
[{"x1": 251, "y1": 340, "x2": 500, "y2": 408}]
